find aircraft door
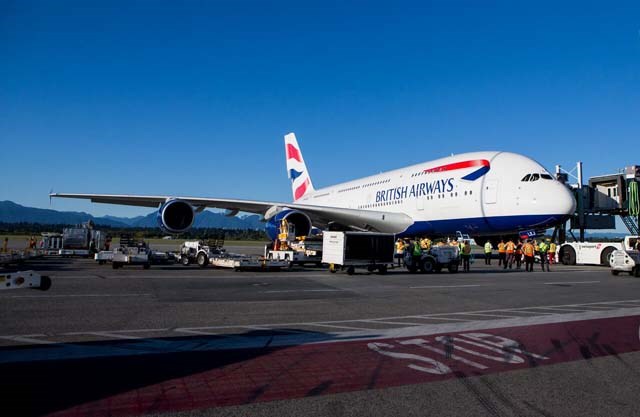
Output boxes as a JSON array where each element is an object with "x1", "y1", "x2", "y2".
[
  {"x1": 416, "y1": 196, "x2": 424, "y2": 211},
  {"x1": 483, "y1": 180, "x2": 498, "y2": 204}
]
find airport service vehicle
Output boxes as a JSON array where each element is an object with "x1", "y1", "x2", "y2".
[
  {"x1": 557, "y1": 236, "x2": 640, "y2": 266},
  {"x1": 180, "y1": 240, "x2": 225, "y2": 267},
  {"x1": 322, "y1": 231, "x2": 395, "y2": 275},
  {"x1": 112, "y1": 246, "x2": 151, "y2": 269},
  {"x1": 610, "y1": 248, "x2": 640, "y2": 277},
  {"x1": 209, "y1": 255, "x2": 289, "y2": 272},
  {"x1": 39, "y1": 233, "x2": 63, "y2": 255},
  {"x1": 51, "y1": 133, "x2": 576, "y2": 244},
  {"x1": 95, "y1": 250, "x2": 114, "y2": 265},
  {"x1": 0, "y1": 271, "x2": 51, "y2": 291},
  {"x1": 267, "y1": 238, "x2": 323, "y2": 266},
  {"x1": 58, "y1": 223, "x2": 106, "y2": 257},
  {"x1": 404, "y1": 245, "x2": 460, "y2": 274}
]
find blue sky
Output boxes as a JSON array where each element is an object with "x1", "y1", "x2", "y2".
[{"x1": 1, "y1": 1, "x2": 639, "y2": 225}]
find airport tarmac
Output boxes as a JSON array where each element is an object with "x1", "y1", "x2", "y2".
[{"x1": 2, "y1": 257, "x2": 640, "y2": 417}]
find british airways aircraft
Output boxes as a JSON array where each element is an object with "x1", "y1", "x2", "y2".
[{"x1": 51, "y1": 133, "x2": 576, "y2": 241}]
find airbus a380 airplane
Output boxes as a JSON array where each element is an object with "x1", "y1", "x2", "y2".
[{"x1": 51, "y1": 133, "x2": 576, "y2": 242}]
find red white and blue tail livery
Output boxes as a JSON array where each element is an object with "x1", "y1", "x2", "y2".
[
  {"x1": 50, "y1": 132, "x2": 576, "y2": 241},
  {"x1": 285, "y1": 133, "x2": 314, "y2": 201}
]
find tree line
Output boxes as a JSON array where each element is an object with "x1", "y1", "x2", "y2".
[{"x1": 0, "y1": 222, "x2": 269, "y2": 241}]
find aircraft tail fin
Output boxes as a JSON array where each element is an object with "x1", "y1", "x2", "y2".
[{"x1": 284, "y1": 133, "x2": 315, "y2": 201}]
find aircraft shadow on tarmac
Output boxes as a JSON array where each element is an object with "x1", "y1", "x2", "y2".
[{"x1": 0, "y1": 329, "x2": 366, "y2": 417}]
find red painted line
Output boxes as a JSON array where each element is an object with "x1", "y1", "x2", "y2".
[
  {"x1": 423, "y1": 159, "x2": 490, "y2": 174},
  {"x1": 18, "y1": 315, "x2": 640, "y2": 416}
]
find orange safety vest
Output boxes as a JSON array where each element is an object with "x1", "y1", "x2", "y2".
[
  {"x1": 498, "y1": 243, "x2": 506, "y2": 253},
  {"x1": 523, "y1": 244, "x2": 535, "y2": 257},
  {"x1": 506, "y1": 242, "x2": 515, "y2": 253}
]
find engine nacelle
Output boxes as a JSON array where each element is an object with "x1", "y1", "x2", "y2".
[
  {"x1": 265, "y1": 210, "x2": 312, "y2": 241},
  {"x1": 157, "y1": 199, "x2": 195, "y2": 234}
]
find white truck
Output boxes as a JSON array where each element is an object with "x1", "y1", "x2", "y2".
[
  {"x1": 404, "y1": 245, "x2": 460, "y2": 274},
  {"x1": 609, "y1": 236, "x2": 640, "y2": 276},
  {"x1": 558, "y1": 236, "x2": 640, "y2": 266},
  {"x1": 179, "y1": 240, "x2": 225, "y2": 267}
]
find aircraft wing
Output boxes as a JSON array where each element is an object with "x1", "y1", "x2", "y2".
[{"x1": 50, "y1": 193, "x2": 414, "y2": 234}]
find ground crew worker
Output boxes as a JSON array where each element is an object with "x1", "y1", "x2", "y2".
[
  {"x1": 515, "y1": 240, "x2": 523, "y2": 269},
  {"x1": 523, "y1": 240, "x2": 535, "y2": 272},
  {"x1": 484, "y1": 240, "x2": 492, "y2": 265},
  {"x1": 539, "y1": 240, "x2": 550, "y2": 272},
  {"x1": 504, "y1": 239, "x2": 516, "y2": 269},
  {"x1": 497, "y1": 239, "x2": 506, "y2": 267},
  {"x1": 395, "y1": 238, "x2": 405, "y2": 266},
  {"x1": 548, "y1": 239, "x2": 557, "y2": 266},
  {"x1": 411, "y1": 238, "x2": 422, "y2": 270},
  {"x1": 461, "y1": 240, "x2": 472, "y2": 272},
  {"x1": 2, "y1": 237, "x2": 8, "y2": 253}
]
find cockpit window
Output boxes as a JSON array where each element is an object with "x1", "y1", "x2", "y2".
[
  {"x1": 541, "y1": 174, "x2": 553, "y2": 180},
  {"x1": 521, "y1": 174, "x2": 531, "y2": 182},
  {"x1": 530, "y1": 174, "x2": 540, "y2": 181}
]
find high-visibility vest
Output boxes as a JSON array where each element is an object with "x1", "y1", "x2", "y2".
[
  {"x1": 413, "y1": 244, "x2": 422, "y2": 256},
  {"x1": 506, "y1": 242, "x2": 515, "y2": 253},
  {"x1": 498, "y1": 243, "x2": 506, "y2": 253},
  {"x1": 523, "y1": 244, "x2": 535, "y2": 257},
  {"x1": 484, "y1": 242, "x2": 492, "y2": 253},
  {"x1": 396, "y1": 241, "x2": 405, "y2": 253},
  {"x1": 549, "y1": 243, "x2": 557, "y2": 253},
  {"x1": 539, "y1": 243, "x2": 549, "y2": 253}
]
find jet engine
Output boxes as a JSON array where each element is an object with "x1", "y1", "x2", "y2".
[
  {"x1": 265, "y1": 210, "x2": 312, "y2": 240},
  {"x1": 157, "y1": 199, "x2": 195, "y2": 234}
]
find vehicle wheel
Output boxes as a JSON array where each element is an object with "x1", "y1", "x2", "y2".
[
  {"x1": 347, "y1": 266, "x2": 355, "y2": 275},
  {"x1": 378, "y1": 265, "x2": 387, "y2": 275},
  {"x1": 635, "y1": 267, "x2": 640, "y2": 278},
  {"x1": 420, "y1": 258, "x2": 435, "y2": 274},
  {"x1": 448, "y1": 262, "x2": 459, "y2": 273},
  {"x1": 143, "y1": 263, "x2": 151, "y2": 270},
  {"x1": 197, "y1": 253, "x2": 208, "y2": 268},
  {"x1": 561, "y1": 247, "x2": 576, "y2": 265},
  {"x1": 38, "y1": 275, "x2": 52, "y2": 291},
  {"x1": 112, "y1": 262, "x2": 120, "y2": 269},
  {"x1": 600, "y1": 247, "x2": 616, "y2": 266},
  {"x1": 181, "y1": 255, "x2": 190, "y2": 266},
  {"x1": 611, "y1": 270, "x2": 619, "y2": 276}
]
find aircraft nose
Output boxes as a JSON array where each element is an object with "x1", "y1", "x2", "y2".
[{"x1": 557, "y1": 185, "x2": 577, "y2": 217}]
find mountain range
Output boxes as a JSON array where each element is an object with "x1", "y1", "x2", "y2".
[{"x1": 0, "y1": 201, "x2": 264, "y2": 230}]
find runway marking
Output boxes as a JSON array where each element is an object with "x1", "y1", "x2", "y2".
[
  {"x1": 2, "y1": 293, "x2": 152, "y2": 299},
  {"x1": 528, "y1": 307, "x2": 592, "y2": 313},
  {"x1": 359, "y1": 320, "x2": 431, "y2": 326},
  {"x1": 543, "y1": 281, "x2": 600, "y2": 285},
  {"x1": 84, "y1": 332, "x2": 142, "y2": 340},
  {"x1": 0, "y1": 335, "x2": 54, "y2": 345},
  {"x1": 414, "y1": 316, "x2": 471, "y2": 322},
  {"x1": 303, "y1": 323, "x2": 374, "y2": 331},
  {"x1": 264, "y1": 289, "x2": 346, "y2": 294},
  {"x1": 409, "y1": 284, "x2": 486, "y2": 289},
  {"x1": 455, "y1": 313, "x2": 523, "y2": 319}
]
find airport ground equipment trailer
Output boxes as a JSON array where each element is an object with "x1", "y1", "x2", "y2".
[
  {"x1": 179, "y1": 240, "x2": 226, "y2": 267},
  {"x1": 558, "y1": 235, "x2": 639, "y2": 266},
  {"x1": 0, "y1": 271, "x2": 51, "y2": 291},
  {"x1": 111, "y1": 236, "x2": 152, "y2": 269},
  {"x1": 322, "y1": 231, "x2": 395, "y2": 275},
  {"x1": 209, "y1": 255, "x2": 289, "y2": 271},
  {"x1": 404, "y1": 245, "x2": 460, "y2": 274}
]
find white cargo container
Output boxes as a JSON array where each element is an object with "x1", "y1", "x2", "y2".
[{"x1": 322, "y1": 231, "x2": 395, "y2": 275}]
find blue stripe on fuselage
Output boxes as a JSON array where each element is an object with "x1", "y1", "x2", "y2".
[{"x1": 399, "y1": 214, "x2": 569, "y2": 237}]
